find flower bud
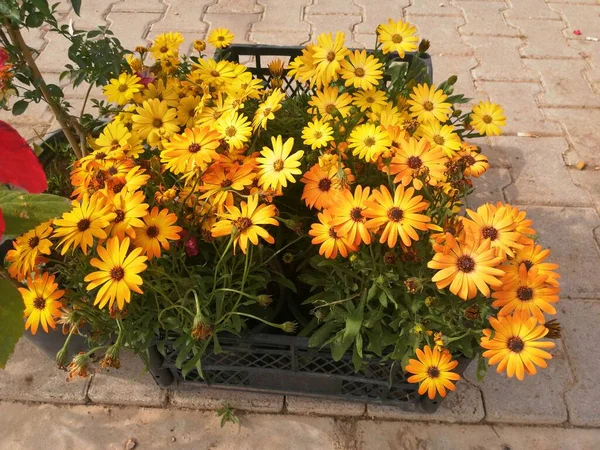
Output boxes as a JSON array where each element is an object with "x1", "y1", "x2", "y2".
[
  {"x1": 193, "y1": 40, "x2": 206, "y2": 52},
  {"x1": 281, "y1": 321, "x2": 297, "y2": 333},
  {"x1": 418, "y1": 39, "x2": 430, "y2": 53},
  {"x1": 447, "y1": 75, "x2": 458, "y2": 86},
  {"x1": 257, "y1": 294, "x2": 273, "y2": 307}
]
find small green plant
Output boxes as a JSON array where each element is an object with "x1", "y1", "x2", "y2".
[{"x1": 216, "y1": 405, "x2": 240, "y2": 428}]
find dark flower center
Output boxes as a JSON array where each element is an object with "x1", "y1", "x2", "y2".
[
  {"x1": 273, "y1": 159, "x2": 285, "y2": 171},
  {"x1": 523, "y1": 260, "x2": 534, "y2": 270},
  {"x1": 160, "y1": 46, "x2": 168, "y2": 53},
  {"x1": 392, "y1": 34, "x2": 403, "y2": 44},
  {"x1": 427, "y1": 366, "x2": 440, "y2": 378},
  {"x1": 463, "y1": 155, "x2": 476, "y2": 166},
  {"x1": 221, "y1": 179, "x2": 233, "y2": 187},
  {"x1": 507, "y1": 337, "x2": 525, "y2": 353},
  {"x1": 364, "y1": 137, "x2": 376, "y2": 147},
  {"x1": 407, "y1": 156, "x2": 423, "y2": 170},
  {"x1": 112, "y1": 182, "x2": 125, "y2": 193},
  {"x1": 482, "y1": 115, "x2": 493, "y2": 124},
  {"x1": 387, "y1": 207, "x2": 404, "y2": 222},
  {"x1": 210, "y1": 70, "x2": 220, "y2": 78},
  {"x1": 188, "y1": 143, "x2": 201, "y2": 153},
  {"x1": 28, "y1": 236, "x2": 40, "y2": 249},
  {"x1": 217, "y1": 36, "x2": 225, "y2": 41},
  {"x1": 225, "y1": 126, "x2": 237, "y2": 137},
  {"x1": 457, "y1": 255, "x2": 475, "y2": 273},
  {"x1": 433, "y1": 135, "x2": 445, "y2": 145},
  {"x1": 107, "y1": 167, "x2": 118, "y2": 176},
  {"x1": 77, "y1": 219, "x2": 91, "y2": 231},
  {"x1": 152, "y1": 118, "x2": 163, "y2": 128},
  {"x1": 110, "y1": 267, "x2": 125, "y2": 281},
  {"x1": 329, "y1": 227, "x2": 338, "y2": 239},
  {"x1": 234, "y1": 217, "x2": 253, "y2": 232},
  {"x1": 327, "y1": 51, "x2": 336, "y2": 62},
  {"x1": 33, "y1": 297, "x2": 46, "y2": 310},
  {"x1": 114, "y1": 210, "x2": 126, "y2": 223},
  {"x1": 318, "y1": 178, "x2": 332, "y2": 192},
  {"x1": 354, "y1": 67, "x2": 365, "y2": 77},
  {"x1": 313, "y1": 131, "x2": 323, "y2": 139},
  {"x1": 95, "y1": 152, "x2": 107, "y2": 160},
  {"x1": 482, "y1": 226, "x2": 498, "y2": 241},
  {"x1": 262, "y1": 107, "x2": 272, "y2": 117},
  {"x1": 423, "y1": 101, "x2": 434, "y2": 111},
  {"x1": 517, "y1": 286, "x2": 534, "y2": 301},
  {"x1": 350, "y1": 207, "x2": 364, "y2": 222},
  {"x1": 146, "y1": 225, "x2": 160, "y2": 238},
  {"x1": 118, "y1": 84, "x2": 128, "y2": 92},
  {"x1": 325, "y1": 104, "x2": 336, "y2": 114}
]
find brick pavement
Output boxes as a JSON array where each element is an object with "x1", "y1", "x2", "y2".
[{"x1": 2, "y1": 0, "x2": 600, "y2": 445}]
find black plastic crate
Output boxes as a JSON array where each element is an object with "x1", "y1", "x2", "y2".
[{"x1": 149, "y1": 333, "x2": 471, "y2": 413}]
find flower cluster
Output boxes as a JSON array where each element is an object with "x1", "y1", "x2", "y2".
[
  {"x1": 0, "y1": 47, "x2": 15, "y2": 105},
  {"x1": 5, "y1": 21, "x2": 559, "y2": 397}
]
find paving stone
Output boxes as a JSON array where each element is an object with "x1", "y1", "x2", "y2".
[
  {"x1": 354, "y1": 32, "x2": 378, "y2": 49},
  {"x1": 71, "y1": 1, "x2": 114, "y2": 31},
  {"x1": 33, "y1": 34, "x2": 73, "y2": 73},
  {"x1": 169, "y1": 385, "x2": 284, "y2": 413},
  {"x1": 151, "y1": 0, "x2": 213, "y2": 32},
  {"x1": 251, "y1": 31, "x2": 311, "y2": 46},
  {"x1": 547, "y1": 0, "x2": 598, "y2": 3},
  {"x1": 252, "y1": 0, "x2": 311, "y2": 33},
  {"x1": 358, "y1": 420, "x2": 600, "y2": 449},
  {"x1": 544, "y1": 108, "x2": 600, "y2": 167},
  {"x1": 285, "y1": 396, "x2": 365, "y2": 417},
  {"x1": 525, "y1": 59, "x2": 600, "y2": 108},
  {"x1": 504, "y1": 0, "x2": 562, "y2": 20},
  {"x1": 87, "y1": 351, "x2": 167, "y2": 407},
  {"x1": 306, "y1": 0, "x2": 361, "y2": 16},
  {"x1": 479, "y1": 137, "x2": 509, "y2": 168},
  {"x1": 0, "y1": 339, "x2": 89, "y2": 404},
  {"x1": 0, "y1": 99, "x2": 52, "y2": 125},
  {"x1": 465, "y1": 36, "x2": 539, "y2": 82},
  {"x1": 0, "y1": 403, "x2": 340, "y2": 450},
  {"x1": 559, "y1": 298, "x2": 600, "y2": 426},
  {"x1": 354, "y1": 0, "x2": 409, "y2": 34},
  {"x1": 106, "y1": 11, "x2": 162, "y2": 48},
  {"x1": 514, "y1": 205, "x2": 600, "y2": 299},
  {"x1": 569, "y1": 169, "x2": 600, "y2": 214},
  {"x1": 572, "y1": 40, "x2": 600, "y2": 91},
  {"x1": 431, "y1": 54, "x2": 479, "y2": 101},
  {"x1": 366, "y1": 379, "x2": 485, "y2": 423},
  {"x1": 474, "y1": 81, "x2": 558, "y2": 135},
  {"x1": 468, "y1": 167, "x2": 511, "y2": 209},
  {"x1": 498, "y1": 136, "x2": 592, "y2": 207},
  {"x1": 508, "y1": 18, "x2": 581, "y2": 59},
  {"x1": 207, "y1": 0, "x2": 264, "y2": 14},
  {"x1": 405, "y1": 14, "x2": 473, "y2": 56},
  {"x1": 111, "y1": 0, "x2": 166, "y2": 12},
  {"x1": 407, "y1": 0, "x2": 463, "y2": 17},
  {"x1": 553, "y1": 4, "x2": 600, "y2": 40},
  {"x1": 465, "y1": 345, "x2": 572, "y2": 425},
  {"x1": 455, "y1": 1, "x2": 519, "y2": 37},
  {"x1": 204, "y1": 13, "x2": 262, "y2": 43},
  {"x1": 21, "y1": 25, "x2": 49, "y2": 54},
  {"x1": 305, "y1": 14, "x2": 364, "y2": 48}
]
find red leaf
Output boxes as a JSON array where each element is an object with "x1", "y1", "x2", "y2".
[
  {"x1": 0, "y1": 207, "x2": 4, "y2": 241},
  {"x1": 0, "y1": 121, "x2": 47, "y2": 193},
  {"x1": 573, "y1": 29, "x2": 582, "y2": 35}
]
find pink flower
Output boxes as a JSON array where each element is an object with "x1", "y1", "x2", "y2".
[{"x1": 185, "y1": 235, "x2": 199, "y2": 257}]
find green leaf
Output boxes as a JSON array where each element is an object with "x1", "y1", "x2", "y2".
[
  {"x1": 0, "y1": 279, "x2": 25, "y2": 369},
  {"x1": 31, "y1": 0, "x2": 51, "y2": 15},
  {"x1": 0, "y1": 3, "x2": 20, "y2": 22},
  {"x1": 12, "y1": 100, "x2": 29, "y2": 116},
  {"x1": 476, "y1": 355, "x2": 487, "y2": 382},
  {"x1": 70, "y1": 0, "x2": 82, "y2": 15},
  {"x1": 308, "y1": 321, "x2": 337, "y2": 348},
  {"x1": 0, "y1": 190, "x2": 72, "y2": 237},
  {"x1": 46, "y1": 84, "x2": 64, "y2": 98}
]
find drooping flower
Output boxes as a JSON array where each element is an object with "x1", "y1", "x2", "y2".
[
  {"x1": 19, "y1": 272, "x2": 64, "y2": 335},
  {"x1": 329, "y1": 185, "x2": 372, "y2": 246},
  {"x1": 377, "y1": 19, "x2": 419, "y2": 57},
  {"x1": 427, "y1": 233, "x2": 505, "y2": 300},
  {"x1": 53, "y1": 194, "x2": 116, "y2": 255},
  {"x1": 405, "y1": 345, "x2": 461, "y2": 400},
  {"x1": 103, "y1": 73, "x2": 144, "y2": 105},
  {"x1": 211, "y1": 194, "x2": 279, "y2": 254},
  {"x1": 309, "y1": 209, "x2": 357, "y2": 259},
  {"x1": 256, "y1": 135, "x2": 304, "y2": 191},
  {"x1": 133, "y1": 207, "x2": 183, "y2": 259},
  {"x1": 363, "y1": 184, "x2": 431, "y2": 248},
  {"x1": 207, "y1": 27, "x2": 235, "y2": 49},
  {"x1": 481, "y1": 312, "x2": 555, "y2": 380},
  {"x1": 492, "y1": 264, "x2": 560, "y2": 323},
  {"x1": 339, "y1": 49, "x2": 384, "y2": 90},
  {"x1": 252, "y1": 88, "x2": 286, "y2": 130},
  {"x1": 470, "y1": 101, "x2": 506, "y2": 136},
  {"x1": 84, "y1": 236, "x2": 148, "y2": 310},
  {"x1": 407, "y1": 84, "x2": 452, "y2": 123}
]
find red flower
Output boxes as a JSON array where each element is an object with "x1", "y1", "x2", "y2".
[
  {"x1": 573, "y1": 30, "x2": 582, "y2": 36},
  {"x1": 0, "y1": 48, "x2": 8, "y2": 66},
  {"x1": 185, "y1": 235, "x2": 199, "y2": 257},
  {"x1": 0, "y1": 120, "x2": 47, "y2": 193}
]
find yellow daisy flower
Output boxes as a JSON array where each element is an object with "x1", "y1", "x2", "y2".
[
  {"x1": 339, "y1": 49, "x2": 383, "y2": 90},
  {"x1": 309, "y1": 86, "x2": 353, "y2": 121},
  {"x1": 311, "y1": 31, "x2": 349, "y2": 87},
  {"x1": 418, "y1": 121, "x2": 462, "y2": 157},
  {"x1": 137, "y1": 79, "x2": 180, "y2": 108},
  {"x1": 348, "y1": 122, "x2": 392, "y2": 162},
  {"x1": 256, "y1": 135, "x2": 304, "y2": 191},
  {"x1": 405, "y1": 345, "x2": 461, "y2": 400},
  {"x1": 377, "y1": 19, "x2": 419, "y2": 57},
  {"x1": 103, "y1": 73, "x2": 143, "y2": 105},
  {"x1": 309, "y1": 209, "x2": 357, "y2": 259},
  {"x1": 388, "y1": 136, "x2": 448, "y2": 190},
  {"x1": 252, "y1": 88, "x2": 286, "y2": 130},
  {"x1": 19, "y1": 272, "x2": 64, "y2": 335},
  {"x1": 161, "y1": 126, "x2": 221, "y2": 174},
  {"x1": 133, "y1": 207, "x2": 183, "y2": 260},
  {"x1": 470, "y1": 101, "x2": 506, "y2": 136},
  {"x1": 215, "y1": 111, "x2": 253, "y2": 150},
  {"x1": 177, "y1": 95, "x2": 202, "y2": 129},
  {"x1": 407, "y1": 84, "x2": 452, "y2": 123},
  {"x1": 131, "y1": 99, "x2": 180, "y2": 145},
  {"x1": 352, "y1": 89, "x2": 388, "y2": 113},
  {"x1": 6, "y1": 221, "x2": 53, "y2": 280},
  {"x1": 208, "y1": 27, "x2": 235, "y2": 49},
  {"x1": 302, "y1": 118, "x2": 334, "y2": 150},
  {"x1": 84, "y1": 236, "x2": 148, "y2": 310},
  {"x1": 94, "y1": 121, "x2": 132, "y2": 155},
  {"x1": 105, "y1": 189, "x2": 149, "y2": 240},
  {"x1": 150, "y1": 32, "x2": 184, "y2": 61}
]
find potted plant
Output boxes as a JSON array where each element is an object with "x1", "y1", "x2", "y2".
[{"x1": 1, "y1": 16, "x2": 561, "y2": 412}]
